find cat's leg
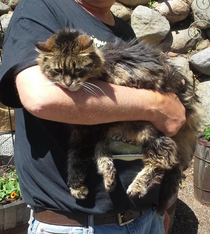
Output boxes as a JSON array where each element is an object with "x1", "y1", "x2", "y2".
[
  {"x1": 67, "y1": 149, "x2": 90, "y2": 199},
  {"x1": 127, "y1": 136, "x2": 179, "y2": 198},
  {"x1": 127, "y1": 166, "x2": 164, "y2": 197},
  {"x1": 95, "y1": 141, "x2": 117, "y2": 192}
]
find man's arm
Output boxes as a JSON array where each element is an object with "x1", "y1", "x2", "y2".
[{"x1": 16, "y1": 65, "x2": 186, "y2": 136}]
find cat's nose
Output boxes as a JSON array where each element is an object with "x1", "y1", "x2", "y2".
[{"x1": 64, "y1": 76, "x2": 72, "y2": 87}]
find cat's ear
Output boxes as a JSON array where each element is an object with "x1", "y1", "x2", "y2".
[
  {"x1": 79, "y1": 35, "x2": 93, "y2": 51},
  {"x1": 36, "y1": 38, "x2": 54, "y2": 53}
]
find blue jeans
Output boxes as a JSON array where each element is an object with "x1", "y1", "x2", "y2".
[{"x1": 28, "y1": 208, "x2": 165, "y2": 234}]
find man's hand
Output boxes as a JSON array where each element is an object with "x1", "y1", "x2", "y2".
[{"x1": 150, "y1": 92, "x2": 186, "y2": 137}]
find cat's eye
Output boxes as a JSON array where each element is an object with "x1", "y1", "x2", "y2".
[
  {"x1": 54, "y1": 68, "x2": 62, "y2": 73},
  {"x1": 75, "y1": 68, "x2": 83, "y2": 73},
  {"x1": 74, "y1": 68, "x2": 85, "y2": 77}
]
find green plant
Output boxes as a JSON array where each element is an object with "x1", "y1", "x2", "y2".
[
  {"x1": 0, "y1": 167, "x2": 21, "y2": 202},
  {"x1": 204, "y1": 126, "x2": 210, "y2": 141},
  {"x1": 148, "y1": 0, "x2": 156, "y2": 8},
  {"x1": 187, "y1": 49, "x2": 193, "y2": 54}
]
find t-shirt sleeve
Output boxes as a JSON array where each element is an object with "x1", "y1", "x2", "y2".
[{"x1": 0, "y1": 0, "x2": 66, "y2": 107}]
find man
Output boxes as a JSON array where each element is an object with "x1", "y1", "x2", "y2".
[{"x1": 0, "y1": 0, "x2": 185, "y2": 233}]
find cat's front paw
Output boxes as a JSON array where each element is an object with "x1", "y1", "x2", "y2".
[
  {"x1": 126, "y1": 181, "x2": 147, "y2": 198},
  {"x1": 70, "y1": 186, "x2": 89, "y2": 199}
]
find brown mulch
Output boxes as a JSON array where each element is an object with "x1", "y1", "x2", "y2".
[{"x1": 171, "y1": 158, "x2": 210, "y2": 234}]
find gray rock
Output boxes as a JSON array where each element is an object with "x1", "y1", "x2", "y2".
[
  {"x1": 168, "y1": 56, "x2": 193, "y2": 81},
  {"x1": 117, "y1": 0, "x2": 150, "y2": 7},
  {"x1": 131, "y1": 6, "x2": 170, "y2": 45},
  {"x1": 154, "y1": 0, "x2": 190, "y2": 25},
  {"x1": 2, "y1": 0, "x2": 20, "y2": 10},
  {"x1": 191, "y1": 0, "x2": 210, "y2": 29},
  {"x1": 0, "y1": 12, "x2": 13, "y2": 33},
  {"x1": 162, "y1": 28, "x2": 201, "y2": 53},
  {"x1": 189, "y1": 47, "x2": 210, "y2": 75},
  {"x1": 196, "y1": 39, "x2": 210, "y2": 51},
  {"x1": 0, "y1": 2, "x2": 11, "y2": 16},
  {"x1": 196, "y1": 81, "x2": 210, "y2": 128},
  {"x1": 111, "y1": 2, "x2": 132, "y2": 21}
]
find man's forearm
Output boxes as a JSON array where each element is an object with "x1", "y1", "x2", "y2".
[
  {"x1": 16, "y1": 66, "x2": 155, "y2": 123},
  {"x1": 16, "y1": 65, "x2": 185, "y2": 135}
]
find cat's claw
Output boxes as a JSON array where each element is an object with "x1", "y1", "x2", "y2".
[
  {"x1": 112, "y1": 135, "x2": 124, "y2": 141},
  {"x1": 112, "y1": 135, "x2": 119, "y2": 140},
  {"x1": 70, "y1": 186, "x2": 89, "y2": 199},
  {"x1": 112, "y1": 135, "x2": 133, "y2": 144},
  {"x1": 122, "y1": 138, "x2": 127, "y2": 142}
]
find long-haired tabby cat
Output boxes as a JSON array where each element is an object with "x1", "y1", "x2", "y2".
[{"x1": 36, "y1": 28, "x2": 201, "y2": 211}]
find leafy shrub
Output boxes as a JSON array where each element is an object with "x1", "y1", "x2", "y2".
[
  {"x1": 0, "y1": 167, "x2": 21, "y2": 203},
  {"x1": 204, "y1": 126, "x2": 210, "y2": 141}
]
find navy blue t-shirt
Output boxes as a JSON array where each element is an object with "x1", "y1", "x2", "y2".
[{"x1": 0, "y1": 0, "x2": 161, "y2": 214}]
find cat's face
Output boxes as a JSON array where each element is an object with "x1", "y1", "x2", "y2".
[{"x1": 36, "y1": 29, "x2": 104, "y2": 91}]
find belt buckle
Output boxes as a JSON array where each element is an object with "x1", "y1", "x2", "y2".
[{"x1": 117, "y1": 213, "x2": 134, "y2": 226}]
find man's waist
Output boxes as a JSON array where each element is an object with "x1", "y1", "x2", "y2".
[{"x1": 33, "y1": 207, "x2": 150, "y2": 227}]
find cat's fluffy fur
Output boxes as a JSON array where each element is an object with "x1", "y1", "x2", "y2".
[{"x1": 36, "y1": 28, "x2": 201, "y2": 211}]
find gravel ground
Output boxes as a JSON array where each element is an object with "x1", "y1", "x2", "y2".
[{"x1": 171, "y1": 158, "x2": 210, "y2": 234}]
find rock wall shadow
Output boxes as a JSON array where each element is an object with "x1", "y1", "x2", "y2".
[{"x1": 171, "y1": 199, "x2": 198, "y2": 234}]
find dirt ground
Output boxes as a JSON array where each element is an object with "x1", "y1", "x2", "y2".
[{"x1": 171, "y1": 158, "x2": 210, "y2": 234}]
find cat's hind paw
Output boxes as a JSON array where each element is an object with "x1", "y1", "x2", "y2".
[
  {"x1": 70, "y1": 186, "x2": 89, "y2": 199},
  {"x1": 104, "y1": 175, "x2": 116, "y2": 192},
  {"x1": 103, "y1": 163, "x2": 116, "y2": 192},
  {"x1": 126, "y1": 181, "x2": 147, "y2": 198},
  {"x1": 97, "y1": 156, "x2": 117, "y2": 192}
]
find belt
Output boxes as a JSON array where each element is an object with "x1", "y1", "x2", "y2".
[{"x1": 33, "y1": 208, "x2": 147, "y2": 227}]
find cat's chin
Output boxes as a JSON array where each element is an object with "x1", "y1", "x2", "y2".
[{"x1": 68, "y1": 84, "x2": 81, "y2": 92}]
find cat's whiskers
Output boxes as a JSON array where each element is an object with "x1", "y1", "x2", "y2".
[
  {"x1": 82, "y1": 83, "x2": 100, "y2": 97},
  {"x1": 83, "y1": 82, "x2": 107, "y2": 97},
  {"x1": 80, "y1": 53, "x2": 89, "y2": 56},
  {"x1": 83, "y1": 88, "x2": 98, "y2": 97}
]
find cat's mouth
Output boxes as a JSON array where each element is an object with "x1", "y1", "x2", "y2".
[
  {"x1": 56, "y1": 75, "x2": 81, "y2": 92},
  {"x1": 67, "y1": 82, "x2": 81, "y2": 92}
]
